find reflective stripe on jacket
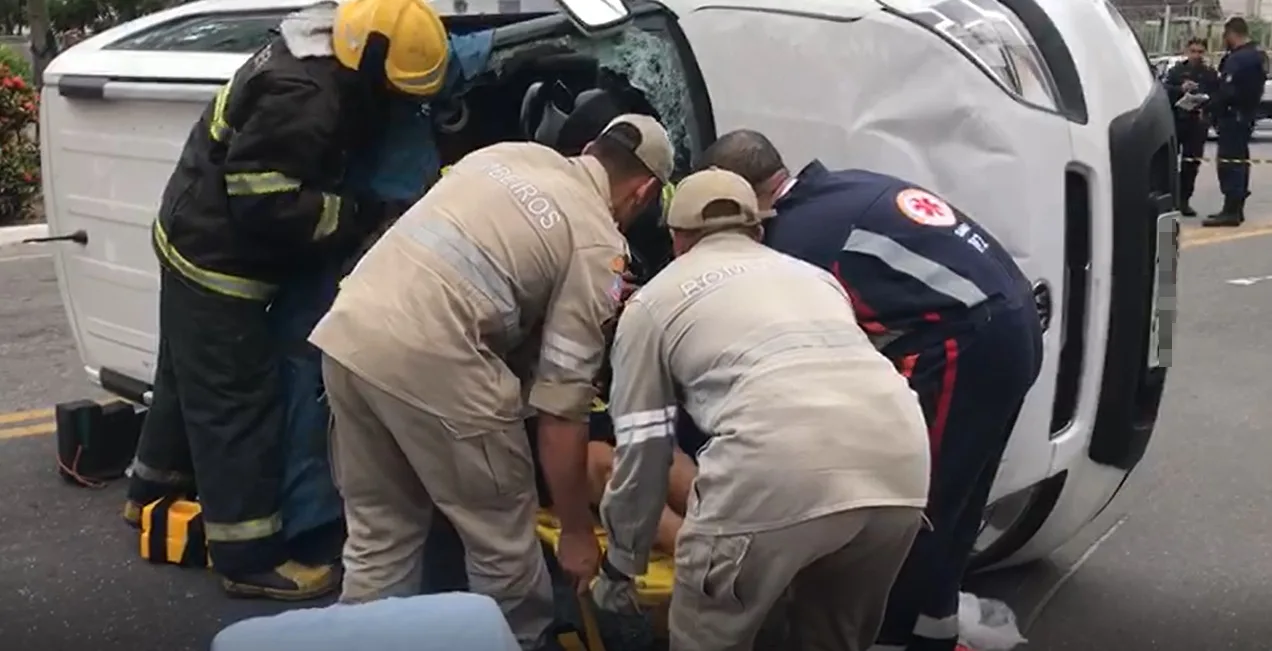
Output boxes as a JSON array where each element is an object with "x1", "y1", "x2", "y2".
[
  {"x1": 155, "y1": 34, "x2": 379, "y2": 300},
  {"x1": 764, "y1": 162, "x2": 1032, "y2": 342}
]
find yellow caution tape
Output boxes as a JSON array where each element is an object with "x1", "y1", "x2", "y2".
[{"x1": 1181, "y1": 157, "x2": 1272, "y2": 164}]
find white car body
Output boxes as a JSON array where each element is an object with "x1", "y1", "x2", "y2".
[{"x1": 39, "y1": 0, "x2": 1178, "y2": 568}]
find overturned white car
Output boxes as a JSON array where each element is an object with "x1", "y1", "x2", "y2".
[{"x1": 39, "y1": 0, "x2": 1178, "y2": 569}]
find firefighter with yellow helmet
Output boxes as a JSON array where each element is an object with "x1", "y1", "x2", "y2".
[{"x1": 124, "y1": 0, "x2": 461, "y2": 601}]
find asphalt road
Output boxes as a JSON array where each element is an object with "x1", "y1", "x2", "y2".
[{"x1": 3, "y1": 139, "x2": 1272, "y2": 649}]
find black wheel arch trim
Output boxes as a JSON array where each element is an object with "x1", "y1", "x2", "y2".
[{"x1": 1087, "y1": 81, "x2": 1176, "y2": 471}]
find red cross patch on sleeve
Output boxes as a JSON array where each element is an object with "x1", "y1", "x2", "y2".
[{"x1": 895, "y1": 188, "x2": 957, "y2": 227}]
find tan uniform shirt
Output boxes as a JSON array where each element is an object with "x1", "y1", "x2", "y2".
[
  {"x1": 599, "y1": 232, "x2": 931, "y2": 577},
  {"x1": 310, "y1": 142, "x2": 628, "y2": 428}
]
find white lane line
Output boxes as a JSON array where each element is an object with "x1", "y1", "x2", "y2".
[
  {"x1": 1021, "y1": 513, "x2": 1130, "y2": 633},
  {"x1": 1226, "y1": 274, "x2": 1272, "y2": 286}
]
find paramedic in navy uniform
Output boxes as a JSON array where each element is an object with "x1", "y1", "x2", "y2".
[{"x1": 700, "y1": 130, "x2": 1044, "y2": 651}]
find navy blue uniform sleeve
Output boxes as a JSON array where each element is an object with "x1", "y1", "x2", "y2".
[
  {"x1": 1163, "y1": 63, "x2": 1187, "y2": 104},
  {"x1": 1214, "y1": 49, "x2": 1266, "y2": 115},
  {"x1": 1203, "y1": 66, "x2": 1222, "y2": 97}
]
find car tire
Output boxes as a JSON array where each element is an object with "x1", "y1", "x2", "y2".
[{"x1": 968, "y1": 472, "x2": 1067, "y2": 572}]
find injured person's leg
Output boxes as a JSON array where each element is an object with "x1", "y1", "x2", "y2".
[{"x1": 586, "y1": 441, "x2": 697, "y2": 555}]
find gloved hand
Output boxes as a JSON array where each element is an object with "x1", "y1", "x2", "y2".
[{"x1": 591, "y1": 569, "x2": 642, "y2": 615}]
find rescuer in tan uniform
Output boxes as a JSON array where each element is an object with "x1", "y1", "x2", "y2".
[
  {"x1": 308, "y1": 115, "x2": 674, "y2": 650},
  {"x1": 593, "y1": 169, "x2": 932, "y2": 651}
]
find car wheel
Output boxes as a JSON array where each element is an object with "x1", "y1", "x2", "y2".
[{"x1": 968, "y1": 472, "x2": 1067, "y2": 572}]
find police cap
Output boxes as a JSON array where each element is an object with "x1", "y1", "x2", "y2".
[{"x1": 666, "y1": 168, "x2": 774, "y2": 232}]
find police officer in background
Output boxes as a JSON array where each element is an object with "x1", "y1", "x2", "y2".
[
  {"x1": 700, "y1": 130, "x2": 1044, "y2": 651},
  {"x1": 1163, "y1": 37, "x2": 1219, "y2": 217},
  {"x1": 594, "y1": 169, "x2": 930, "y2": 651},
  {"x1": 124, "y1": 0, "x2": 453, "y2": 601},
  {"x1": 309, "y1": 115, "x2": 673, "y2": 651},
  {"x1": 1205, "y1": 17, "x2": 1267, "y2": 227}
]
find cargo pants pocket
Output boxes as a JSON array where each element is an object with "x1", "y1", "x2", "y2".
[
  {"x1": 441, "y1": 421, "x2": 535, "y2": 508},
  {"x1": 675, "y1": 530, "x2": 753, "y2": 610}
]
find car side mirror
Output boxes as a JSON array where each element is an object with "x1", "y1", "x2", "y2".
[{"x1": 555, "y1": 0, "x2": 632, "y2": 36}]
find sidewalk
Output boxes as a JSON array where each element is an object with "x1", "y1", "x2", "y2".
[{"x1": 0, "y1": 223, "x2": 46, "y2": 247}]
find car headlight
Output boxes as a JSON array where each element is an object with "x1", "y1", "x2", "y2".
[{"x1": 880, "y1": 0, "x2": 1061, "y2": 111}]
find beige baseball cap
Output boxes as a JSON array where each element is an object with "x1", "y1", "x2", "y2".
[
  {"x1": 666, "y1": 168, "x2": 773, "y2": 231},
  {"x1": 599, "y1": 114, "x2": 675, "y2": 183}
]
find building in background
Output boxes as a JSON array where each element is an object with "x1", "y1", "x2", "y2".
[
  {"x1": 1220, "y1": 0, "x2": 1270, "y2": 20},
  {"x1": 1111, "y1": 0, "x2": 1272, "y2": 53}
]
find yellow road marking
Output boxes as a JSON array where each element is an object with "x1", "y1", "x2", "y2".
[
  {"x1": 0, "y1": 421, "x2": 55, "y2": 440},
  {"x1": 1182, "y1": 222, "x2": 1272, "y2": 249},
  {"x1": 0, "y1": 399, "x2": 120, "y2": 441},
  {"x1": 0, "y1": 407, "x2": 53, "y2": 425}
]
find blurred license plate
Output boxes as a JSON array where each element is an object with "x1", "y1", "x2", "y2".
[{"x1": 1148, "y1": 212, "x2": 1180, "y2": 369}]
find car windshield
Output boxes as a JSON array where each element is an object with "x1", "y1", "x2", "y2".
[{"x1": 104, "y1": 12, "x2": 287, "y2": 53}]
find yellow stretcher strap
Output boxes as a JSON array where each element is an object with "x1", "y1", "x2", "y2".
[
  {"x1": 577, "y1": 593, "x2": 608, "y2": 651},
  {"x1": 534, "y1": 510, "x2": 674, "y2": 603}
]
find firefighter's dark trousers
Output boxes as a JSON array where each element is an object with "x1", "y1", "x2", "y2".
[
  {"x1": 873, "y1": 298, "x2": 1043, "y2": 651},
  {"x1": 1176, "y1": 116, "x2": 1207, "y2": 202},
  {"x1": 127, "y1": 267, "x2": 285, "y2": 577}
]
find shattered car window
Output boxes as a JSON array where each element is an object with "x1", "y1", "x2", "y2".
[
  {"x1": 580, "y1": 28, "x2": 700, "y2": 174},
  {"x1": 492, "y1": 24, "x2": 702, "y2": 174}
]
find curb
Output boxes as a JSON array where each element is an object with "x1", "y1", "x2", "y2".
[{"x1": 0, "y1": 223, "x2": 47, "y2": 247}]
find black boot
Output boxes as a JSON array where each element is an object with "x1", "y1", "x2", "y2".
[
  {"x1": 1203, "y1": 196, "x2": 1243, "y2": 227},
  {"x1": 1180, "y1": 201, "x2": 1197, "y2": 217}
]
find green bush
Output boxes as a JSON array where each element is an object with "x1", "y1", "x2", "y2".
[
  {"x1": 0, "y1": 63, "x2": 40, "y2": 224},
  {"x1": 0, "y1": 44, "x2": 31, "y2": 84}
]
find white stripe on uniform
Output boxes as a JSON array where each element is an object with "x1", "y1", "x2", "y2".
[
  {"x1": 612, "y1": 406, "x2": 677, "y2": 447},
  {"x1": 541, "y1": 332, "x2": 599, "y2": 374}
]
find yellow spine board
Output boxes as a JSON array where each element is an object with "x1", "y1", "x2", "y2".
[{"x1": 534, "y1": 510, "x2": 674, "y2": 604}]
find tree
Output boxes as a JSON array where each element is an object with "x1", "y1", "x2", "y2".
[
  {"x1": 0, "y1": 0, "x2": 22, "y2": 34},
  {"x1": 27, "y1": 0, "x2": 54, "y2": 87}
]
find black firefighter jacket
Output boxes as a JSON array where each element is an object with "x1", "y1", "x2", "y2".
[{"x1": 153, "y1": 28, "x2": 387, "y2": 302}]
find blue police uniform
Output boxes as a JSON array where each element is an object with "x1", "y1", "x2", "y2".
[
  {"x1": 762, "y1": 162, "x2": 1043, "y2": 651},
  {"x1": 1162, "y1": 58, "x2": 1219, "y2": 212},
  {"x1": 1208, "y1": 41, "x2": 1265, "y2": 224}
]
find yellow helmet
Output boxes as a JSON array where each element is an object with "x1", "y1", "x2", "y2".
[{"x1": 333, "y1": 0, "x2": 450, "y2": 97}]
